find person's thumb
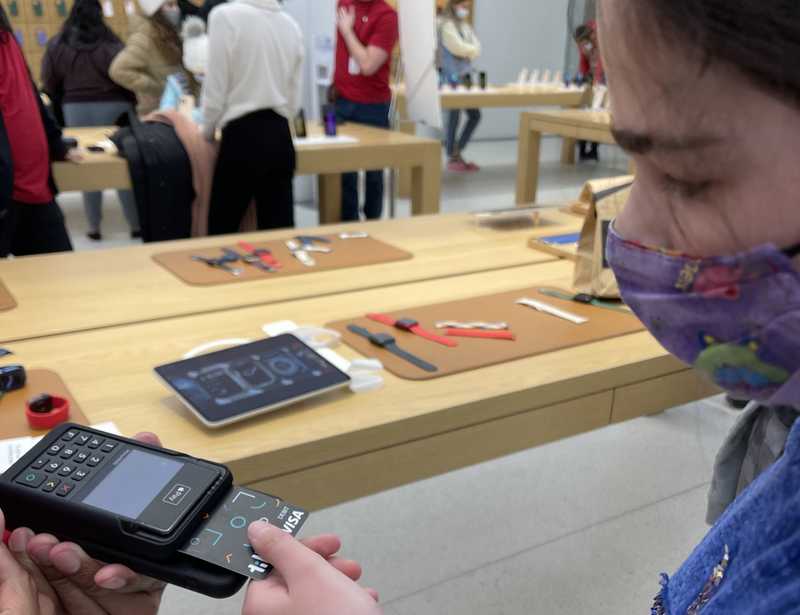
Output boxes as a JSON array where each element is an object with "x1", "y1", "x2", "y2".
[{"x1": 248, "y1": 522, "x2": 323, "y2": 584}]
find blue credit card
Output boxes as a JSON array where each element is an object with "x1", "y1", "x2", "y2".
[{"x1": 539, "y1": 233, "x2": 580, "y2": 245}]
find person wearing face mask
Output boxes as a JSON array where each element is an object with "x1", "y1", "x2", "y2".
[
  {"x1": 439, "y1": 0, "x2": 482, "y2": 173},
  {"x1": 6, "y1": 2, "x2": 800, "y2": 612},
  {"x1": 573, "y1": 22, "x2": 603, "y2": 162},
  {"x1": 333, "y1": 0, "x2": 399, "y2": 221},
  {"x1": 109, "y1": 0, "x2": 198, "y2": 116}
]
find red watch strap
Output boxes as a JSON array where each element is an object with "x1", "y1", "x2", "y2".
[
  {"x1": 366, "y1": 313, "x2": 398, "y2": 327},
  {"x1": 239, "y1": 241, "x2": 282, "y2": 269},
  {"x1": 445, "y1": 329, "x2": 516, "y2": 341},
  {"x1": 26, "y1": 396, "x2": 70, "y2": 430},
  {"x1": 410, "y1": 325, "x2": 459, "y2": 347}
]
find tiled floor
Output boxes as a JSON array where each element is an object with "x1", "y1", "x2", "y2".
[{"x1": 55, "y1": 139, "x2": 731, "y2": 614}]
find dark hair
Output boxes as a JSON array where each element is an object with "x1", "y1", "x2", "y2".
[
  {"x1": 0, "y1": 3, "x2": 11, "y2": 36},
  {"x1": 61, "y1": 0, "x2": 121, "y2": 46},
  {"x1": 148, "y1": 11, "x2": 200, "y2": 96},
  {"x1": 149, "y1": 10, "x2": 183, "y2": 65},
  {"x1": 574, "y1": 24, "x2": 591, "y2": 43},
  {"x1": 630, "y1": 1, "x2": 800, "y2": 105}
]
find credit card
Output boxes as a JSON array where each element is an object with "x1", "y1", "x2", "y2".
[{"x1": 179, "y1": 486, "x2": 308, "y2": 580}]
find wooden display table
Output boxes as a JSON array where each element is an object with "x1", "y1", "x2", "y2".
[
  {"x1": 6, "y1": 261, "x2": 718, "y2": 511},
  {"x1": 515, "y1": 109, "x2": 632, "y2": 204},
  {"x1": 0, "y1": 211, "x2": 582, "y2": 344},
  {"x1": 397, "y1": 85, "x2": 591, "y2": 197},
  {"x1": 54, "y1": 123, "x2": 442, "y2": 223}
]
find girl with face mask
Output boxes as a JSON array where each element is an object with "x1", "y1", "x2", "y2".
[
  {"x1": 439, "y1": 0, "x2": 482, "y2": 172},
  {"x1": 3, "y1": 2, "x2": 800, "y2": 614},
  {"x1": 109, "y1": 0, "x2": 198, "y2": 115}
]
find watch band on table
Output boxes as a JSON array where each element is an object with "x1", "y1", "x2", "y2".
[
  {"x1": 238, "y1": 241, "x2": 283, "y2": 270},
  {"x1": 444, "y1": 329, "x2": 516, "y2": 341},
  {"x1": 347, "y1": 325, "x2": 439, "y2": 373},
  {"x1": 25, "y1": 394, "x2": 70, "y2": 430},
  {"x1": 536, "y1": 288, "x2": 629, "y2": 314},
  {"x1": 366, "y1": 314, "x2": 458, "y2": 348}
]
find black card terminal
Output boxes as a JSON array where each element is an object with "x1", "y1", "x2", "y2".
[{"x1": 0, "y1": 424, "x2": 249, "y2": 597}]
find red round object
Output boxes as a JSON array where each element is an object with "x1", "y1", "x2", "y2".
[{"x1": 26, "y1": 395, "x2": 70, "y2": 430}]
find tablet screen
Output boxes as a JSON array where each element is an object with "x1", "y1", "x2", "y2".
[{"x1": 155, "y1": 335, "x2": 350, "y2": 425}]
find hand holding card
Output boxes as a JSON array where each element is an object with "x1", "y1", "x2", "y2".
[{"x1": 243, "y1": 523, "x2": 382, "y2": 615}]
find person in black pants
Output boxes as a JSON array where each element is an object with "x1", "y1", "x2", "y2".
[
  {"x1": 202, "y1": 0, "x2": 304, "y2": 235},
  {"x1": 0, "y1": 5, "x2": 76, "y2": 258},
  {"x1": 208, "y1": 109, "x2": 296, "y2": 233}
]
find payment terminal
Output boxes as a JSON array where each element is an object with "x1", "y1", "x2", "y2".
[{"x1": 0, "y1": 424, "x2": 308, "y2": 598}]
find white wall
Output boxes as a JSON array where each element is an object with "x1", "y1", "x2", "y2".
[{"x1": 470, "y1": 1, "x2": 570, "y2": 139}]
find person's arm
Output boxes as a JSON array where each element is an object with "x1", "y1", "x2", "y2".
[
  {"x1": 109, "y1": 32, "x2": 164, "y2": 100},
  {"x1": 242, "y1": 522, "x2": 383, "y2": 615},
  {"x1": 336, "y1": 6, "x2": 389, "y2": 77},
  {"x1": 287, "y1": 25, "x2": 305, "y2": 117},
  {"x1": 40, "y1": 44, "x2": 64, "y2": 104},
  {"x1": 201, "y1": 10, "x2": 230, "y2": 140},
  {"x1": 441, "y1": 21, "x2": 479, "y2": 60},
  {"x1": 33, "y1": 81, "x2": 72, "y2": 162}
]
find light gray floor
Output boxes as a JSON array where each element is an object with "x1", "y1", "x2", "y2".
[{"x1": 55, "y1": 139, "x2": 731, "y2": 614}]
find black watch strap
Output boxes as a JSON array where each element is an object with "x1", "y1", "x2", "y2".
[
  {"x1": 347, "y1": 325, "x2": 438, "y2": 373},
  {"x1": 386, "y1": 344, "x2": 438, "y2": 373}
]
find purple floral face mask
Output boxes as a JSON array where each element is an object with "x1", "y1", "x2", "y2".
[{"x1": 606, "y1": 223, "x2": 800, "y2": 406}]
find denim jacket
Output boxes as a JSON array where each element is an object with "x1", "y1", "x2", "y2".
[{"x1": 653, "y1": 418, "x2": 800, "y2": 613}]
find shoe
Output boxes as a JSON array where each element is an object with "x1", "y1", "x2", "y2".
[
  {"x1": 464, "y1": 161, "x2": 480, "y2": 172},
  {"x1": 87, "y1": 232, "x2": 102, "y2": 241},
  {"x1": 447, "y1": 159, "x2": 470, "y2": 173},
  {"x1": 131, "y1": 230, "x2": 142, "y2": 240}
]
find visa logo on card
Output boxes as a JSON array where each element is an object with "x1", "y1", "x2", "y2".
[{"x1": 180, "y1": 486, "x2": 308, "y2": 580}]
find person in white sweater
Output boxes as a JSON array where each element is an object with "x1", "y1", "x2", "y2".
[
  {"x1": 439, "y1": 0, "x2": 482, "y2": 172},
  {"x1": 203, "y1": 0, "x2": 304, "y2": 233}
]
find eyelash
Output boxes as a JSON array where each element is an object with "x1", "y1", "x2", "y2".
[{"x1": 660, "y1": 175, "x2": 712, "y2": 199}]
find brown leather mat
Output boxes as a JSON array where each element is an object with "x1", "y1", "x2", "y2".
[
  {"x1": 0, "y1": 370, "x2": 88, "y2": 439},
  {"x1": 0, "y1": 279, "x2": 16, "y2": 312},
  {"x1": 329, "y1": 287, "x2": 644, "y2": 381},
  {"x1": 153, "y1": 235, "x2": 413, "y2": 287}
]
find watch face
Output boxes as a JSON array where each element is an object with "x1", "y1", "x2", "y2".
[
  {"x1": 370, "y1": 333, "x2": 396, "y2": 348},
  {"x1": 573, "y1": 294, "x2": 594, "y2": 304},
  {"x1": 395, "y1": 319, "x2": 419, "y2": 332}
]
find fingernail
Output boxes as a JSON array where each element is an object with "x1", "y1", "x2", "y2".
[
  {"x1": 30, "y1": 544, "x2": 52, "y2": 566},
  {"x1": 52, "y1": 549, "x2": 81, "y2": 575},
  {"x1": 8, "y1": 529, "x2": 32, "y2": 553},
  {"x1": 98, "y1": 576, "x2": 126, "y2": 590}
]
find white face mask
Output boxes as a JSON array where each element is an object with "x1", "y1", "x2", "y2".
[{"x1": 455, "y1": 6, "x2": 470, "y2": 20}]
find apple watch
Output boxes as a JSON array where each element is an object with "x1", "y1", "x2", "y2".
[
  {"x1": 366, "y1": 314, "x2": 458, "y2": 348},
  {"x1": 347, "y1": 325, "x2": 438, "y2": 373}
]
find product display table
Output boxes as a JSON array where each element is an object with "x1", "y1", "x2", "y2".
[
  {"x1": 396, "y1": 85, "x2": 591, "y2": 196},
  {"x1": 0, "y1": 211, "x2": 581, "y2": 343},
  {"x1": 54, "y1": 122, "x2": 442, "y2": 223},
  {"x1": 3, "y1": 260, "x2": 718, "y2": 511},
  {"x1": 515, "y1": 109, "x2": 633, "y2": 204}
]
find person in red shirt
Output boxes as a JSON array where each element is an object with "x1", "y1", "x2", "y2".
[
  {"x1": 333, "y1": 0, "x2": 398, "y2": 221},
  {"x1": 0, "y1": 5, "x2": 78, "y2": 257}
]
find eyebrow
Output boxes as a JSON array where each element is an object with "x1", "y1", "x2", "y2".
[{"x1": 611, "y1": 128, "x2": 725, "y2": 154}]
